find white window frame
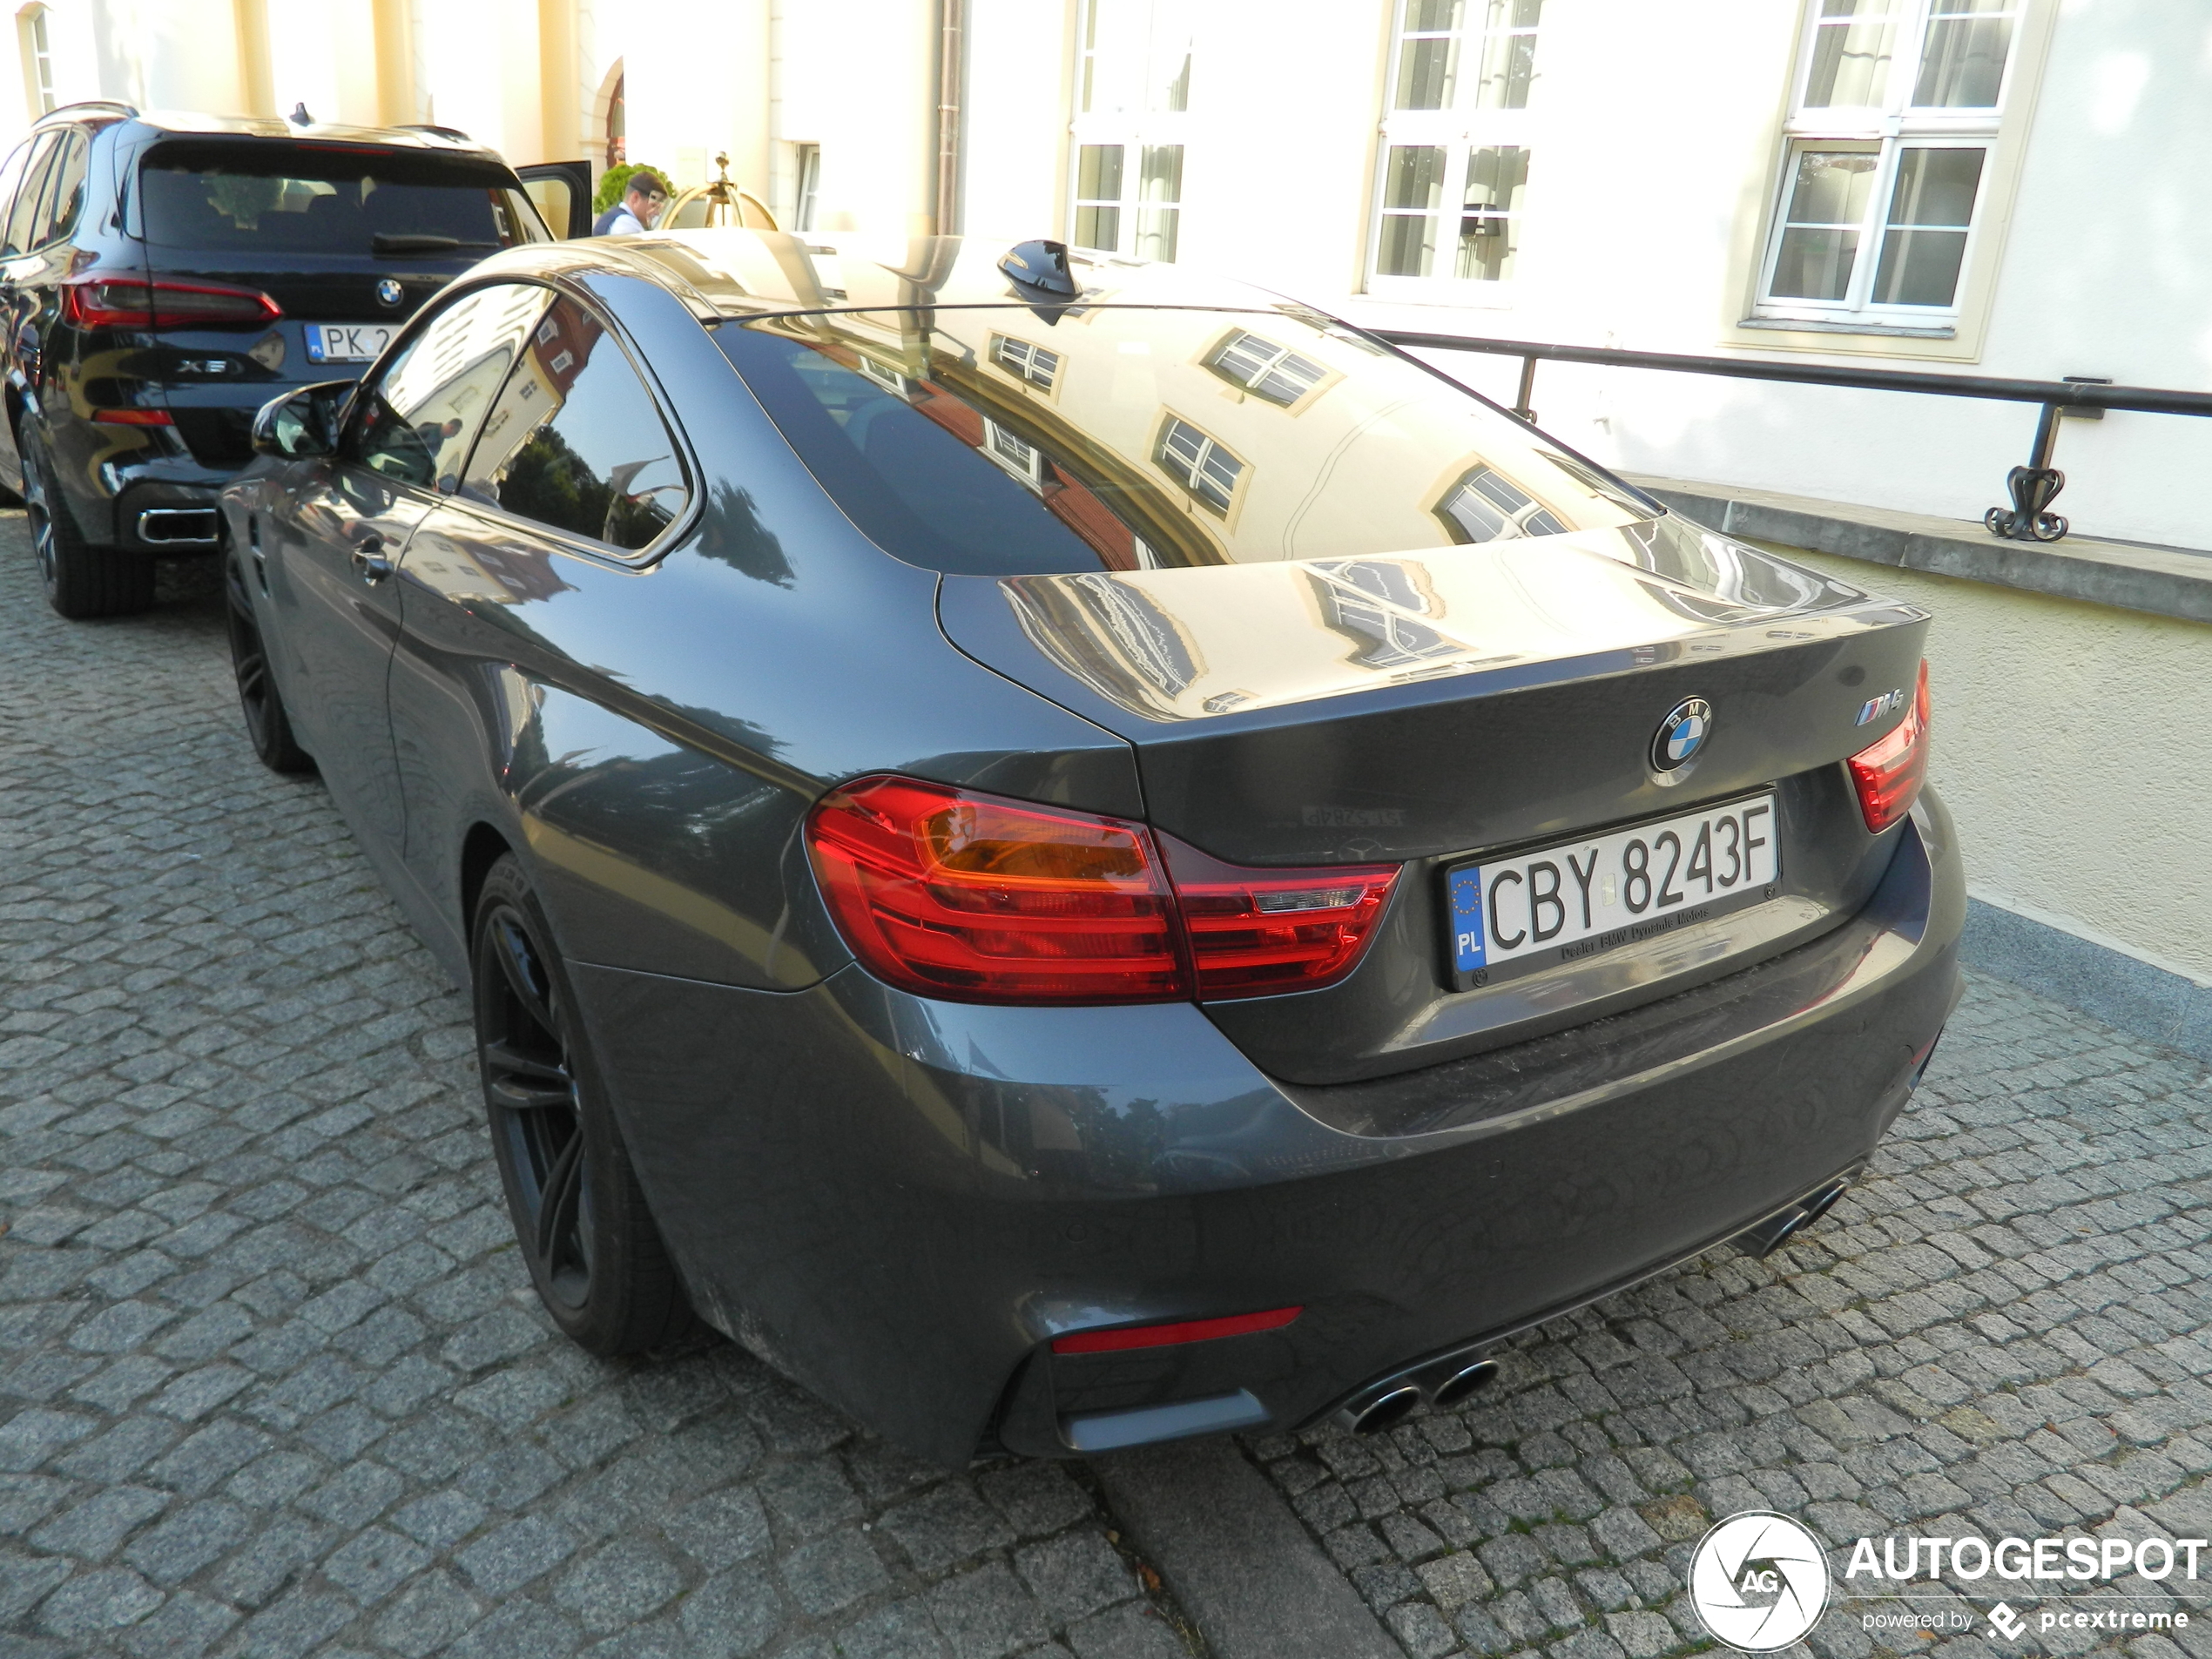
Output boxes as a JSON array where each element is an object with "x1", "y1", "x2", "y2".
[
  {"x1": 991, "y1": 333, "x2": 1061, "y2": 393},
  {"x1": 1751, "y1": 0, "x2": 2022, "y2": 333},
  {"x1": 792, "y1": 144, "x2": 821, "y2": 233},
  {"x1": 1068, "y1": 0, "x2": 1190, "y2": 263},
  {"x1": 18, "y1": 5, "x2": 55, "y2": 118},
  {"x1": 1366, "y1": 0, "x2": 1544, "y2": 303},
  {"x1": 1155, "y1": 414, "x2": 1244, "y2": 516}
]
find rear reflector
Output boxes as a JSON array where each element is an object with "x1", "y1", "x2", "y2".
[
  {"x1": 91, "y1": 408, "x2": 174, "y2": 426},
  {"x1": 62, "y1": 277, "x2": 283, "y2": 330},
  {"x1": 1050, "y1": 1305, "x2": 1303, "y2": 1355},
  {"x1": 1847, "y1": 659, "x2": 1930, "y2": 833},
  {"x1": 806, "y1": 776, "x2": 1401, "y2": 1005}
]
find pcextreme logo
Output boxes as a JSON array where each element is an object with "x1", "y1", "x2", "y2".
[{"x1": 1688, "y1": 1513, "x2": 1831, "y2": 1651}]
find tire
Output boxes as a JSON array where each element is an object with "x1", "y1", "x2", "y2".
[
  {"x1": 471, "y1": 854, "x2": 697, "y2": 1353},
  {"x1": 223, "y1": 549, "x2": 314, "y2": 773},
  {"x1": 23, "y1": 428, "x2": 152, "y2": 619}
]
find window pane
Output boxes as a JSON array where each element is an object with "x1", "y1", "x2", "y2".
[
  {"x1": 3, "y1": 132, "x2": 60, "y2": 255},
  {"x1": 1376, "y1": 214, "x2": 1436, "y2": 278},
  {"x1": 1394, "y1": 0, "x2": 1463, "y2": 110},
  {"x1": 1465, "y1": 144, "x2": 1527, "y2": 212},
  {"x1": 1073, "y1": 204, "x2": 1120, "y2": 252},
  {"x1": 36, "y1": 132, "x2": 87, "y2": 247},
  {"x1": 1913, "y1": 13, "x2": 2013, "y2": 107},
  {"x1": 1457, "y1": 145, "x2": 1526, "y2": 280},
  {"x1": 1883, "y1": 145, "x2": 1983, "y2": 226},
  {"x1": 1136, "y1": 204, "x2": 1179, "y2": 262},
  {"x1": 1770, "y1": 229, "x2": 1861, "y2": 301},
  {"x1": 1474, "y1": 0, "x2": 1541, "y2": 110},
  {"x1": 356, "y1": 284, "x2": 551, "y2": 489},
  {"x1": 1871, "y1": 147, "x2": 1984, "y2": 305},
  {"x1": 1804, "y1": 1, "x2": 1896, "y2": 107},
  {"x1": 1152, "y1": 26, "x2": 1192, "y2": 111},
  {"x1": 1139, "y1": 145, "x2": 1183, "y2": 204},
  {"x1": 1782, "y1": 148, "x2": 1878, "y2": 226},
  {"x1": 1076, "y1": 144, "x2": 1124, "y2": 203},
  {"x1": 1137, "y1": 145, "x2": 1180, "y2": 264},
  {"x1": 1382, "y1": 145, "x2": 1447, "y2": 212},
  {"x1": 1871, "y1": 228, "x2": 1967, "y2": 304},
  {"x1": 465, "y1": 295, "x2": 690, "y2": 551}
]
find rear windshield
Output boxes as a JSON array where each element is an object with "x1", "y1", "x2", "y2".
[
  {"x1": 713, "y1": 307, "x2": 1652, "y2": 577},
  {"x1": 140, "y1": 142, "x2": 544, "y2": 258}
]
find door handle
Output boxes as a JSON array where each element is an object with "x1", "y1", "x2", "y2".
[{"x1": 350, "y1": 535, "x2": 392, "y2": 583}]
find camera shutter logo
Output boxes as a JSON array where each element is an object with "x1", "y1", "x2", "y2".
[{"x1": 1688, "y1": 1512, "x2": 1830, "y2": 1651}]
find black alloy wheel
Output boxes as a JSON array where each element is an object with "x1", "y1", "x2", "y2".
[
  {"x1": 22, "y1": 428, "x2": 154, "y2": 619},
  {"x1": 471, "y1": 855, "x2": 695, "y2": 1352},
  {"x1": 224, "y1": 550, "x2": 314, "y2": 773}
]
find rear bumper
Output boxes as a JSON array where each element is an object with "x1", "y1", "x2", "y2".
[{"x1": 574, "y1": 791, "x2": 1964, "y2": 1467}]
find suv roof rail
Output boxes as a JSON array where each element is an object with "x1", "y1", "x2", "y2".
[
  {"x1": 396, "y1": 123, "x2": 473, "y2": 142},
  {"x1": 46, "y1": 98, "x2": 138, "y2": 120}
]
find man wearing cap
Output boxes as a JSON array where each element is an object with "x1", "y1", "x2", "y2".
[{"x1": 593, "y1": 172, "x2": 668, "y2": 236}]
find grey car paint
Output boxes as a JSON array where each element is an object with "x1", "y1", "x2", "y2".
[{"x1": 223, "y1": 232, "x2": 1963, "y2": 1467}]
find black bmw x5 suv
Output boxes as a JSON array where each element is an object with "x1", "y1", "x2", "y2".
[{"x1": 0, "y1": 102, "x2": 554, "y2": 617}]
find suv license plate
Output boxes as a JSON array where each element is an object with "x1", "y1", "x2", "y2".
[
  {"x1": 304, "y1": 324, "x2": 393, "y2": 363},
  {"x1": 1446, "y1": 792, "x2": 1779, "y2": 987}
]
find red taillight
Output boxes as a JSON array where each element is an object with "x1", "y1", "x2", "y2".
[
  {"x1": 1050, "y1": 1305, "x2": 1303, "y2": 1355},
  {"x1": 1848, "y1": 659, "x2": 1931, "y2": 833},
  {"x1": 62, "y1": 280, "x2": 156, "y2": 329},
  {"x1": 805, "y1": 777, "x2": 1402, "y2": 1006},
  {"x1": 91, "y1": 408, "x2": 173, "y2": 426},
  {"x1": 806, "y1": 777, "x2": 1184, "y2": 1004},
  {"x1": 62, "y1": 277, "x2": 282, "y2": 330},
  {"x1": 1159, "y1": 833, "x2": 1400, "y2": 999}
]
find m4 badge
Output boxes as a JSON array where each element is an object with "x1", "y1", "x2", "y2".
[{"x1": 1856, "y1": 688, "x2": 1907, "y2": 725}]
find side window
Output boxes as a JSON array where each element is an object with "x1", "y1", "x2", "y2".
[
  {"x1": 32, "y1": 131, "x2": 88, "y2": 248},
  {"x1": 0, "y1": 145, "x2": 30, "y2": 248},
  {"x1": 462, "y1": 295, "x2": 689, "y2": 552},
  {"x1": 2, "y1": 132, "x2": 61, "y2": 256},
  {"x1": 350, "y1": 283, "x2": 554, "y2": 489}
]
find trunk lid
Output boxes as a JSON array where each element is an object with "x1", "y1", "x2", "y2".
[{"x1": 940, "y1": 515, "x2": 1932, "y2": 1082}]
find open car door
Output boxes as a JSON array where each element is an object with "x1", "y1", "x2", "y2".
[{"x1": 516, "y1": 160, "x2": 594, "y2": 239}]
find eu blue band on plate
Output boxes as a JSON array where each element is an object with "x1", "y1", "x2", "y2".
[{"x1": 1449, "y1": 866, "x2": 1486, "y2": 973}]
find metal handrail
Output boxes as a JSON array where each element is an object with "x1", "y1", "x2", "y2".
[{"x1": 1372, "y1": 328, "x2": 2212, "y2": 544}]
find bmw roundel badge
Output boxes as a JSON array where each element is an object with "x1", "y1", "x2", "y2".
[
  {"x1": 1651, "y1": 697, "x2": 1713, "y2": 772},
  {"x1": 375, "y1": 279, "x2": 406, "y2": 308}
]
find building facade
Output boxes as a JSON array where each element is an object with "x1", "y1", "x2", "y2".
[{"x1": 0, "y1": 0, "x2": 2204, "y2": 996}]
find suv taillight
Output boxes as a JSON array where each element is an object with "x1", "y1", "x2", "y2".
[
  {"x1": 1847, "y1": 659, "x2": 1930, "y2": 833},
  {"x1": 61, "y1": 278, "x2": 283, "y2": 330},
  {"x1": 806, "y1": 777, "x2": 1400, "y2": 1005}
]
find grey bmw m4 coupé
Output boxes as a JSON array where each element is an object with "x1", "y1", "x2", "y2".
[{"x1": 223, "y1": 231, "x2": 1960, "y2": 1465}]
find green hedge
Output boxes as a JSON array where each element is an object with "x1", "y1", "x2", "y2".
[{"x1": 592, "y1": 164, "x2": 673, "y2": 215}]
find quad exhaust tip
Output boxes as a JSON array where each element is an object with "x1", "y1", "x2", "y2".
[{"x1": 1338, "y1": 1353, "x2": 1501, "y2": 1434}]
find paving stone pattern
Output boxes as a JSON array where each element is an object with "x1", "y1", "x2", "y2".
[
  {"x1": 0, "y1": 529, "x2": 1197, "y2": 1659},
  {"x1": 1244, "y1": 976, "x2": 2212, "y2": 1659},
  {"x1": 9, "y1": 519, "x2": 2212, "y2": 1659}
]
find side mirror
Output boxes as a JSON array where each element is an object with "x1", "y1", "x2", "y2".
[{"x1": 251, "y1": 380, "x2": 354, "y2": 459}]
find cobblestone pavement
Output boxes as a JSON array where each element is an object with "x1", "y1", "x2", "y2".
[
  {"x1": 0, "y1": 527, "x2": 1196, "y2": 1659},
  {"x1": 8, "y1": 516, "x2": 2212, "y2": 1659},
  {"x1": 1244, "y1": 977, "x2": 2212, "y2": 1659}
]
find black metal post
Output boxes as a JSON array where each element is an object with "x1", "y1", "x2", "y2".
[
  {"x1": 1513, "y1": 354, "x2": 1538, "y2": 423},
  {"x1": 1984, "y1": 401, "x2": 2068, "y2": 543}
]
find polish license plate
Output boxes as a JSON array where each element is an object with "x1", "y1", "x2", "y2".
[
  {"x1": 303, "y1": 324, "x2": 394, "y2": 363},
  {"x1": 1446, "y1": 792, "x2": 1779, "y2": 987}
]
